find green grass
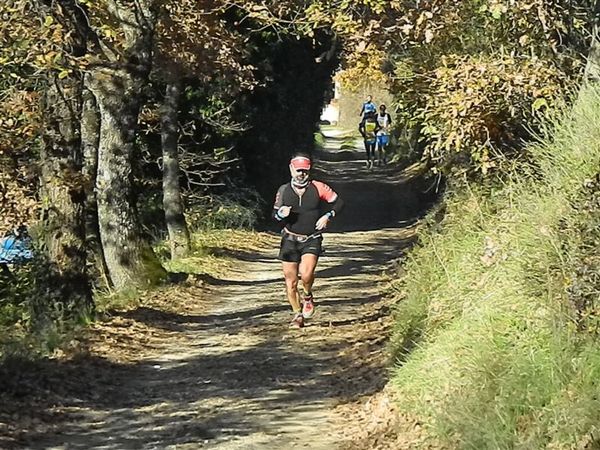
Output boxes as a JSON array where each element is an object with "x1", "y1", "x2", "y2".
[
  {"x1": 340, "y1": 135, "x2": 361, "y2": 150},
  {"x1": 390, "y1": 87, "x2": 600, "y2": 449},
  {"x1": 315, "y1": 127, "x2": 360, "y2": 150},
  {"x1": 160, "y1": 229, "x2": 264, "y2": 276},
  {"x1": 95, "y1": 286, "x2": 142, "y2": 314},
  {"x1": 314, "y1": 130, "x2": 326, "y2": 148}
]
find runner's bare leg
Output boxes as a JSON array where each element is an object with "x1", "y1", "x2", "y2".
[
  {"x1": 282, "y1": 262, "x2": 302, "y2": 312},
  {"x1": 299, "y1": 253, "x2": 318, "y2": 295}
]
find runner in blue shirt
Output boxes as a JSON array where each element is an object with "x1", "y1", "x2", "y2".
[{"x1": 359, "y1": 95, "x2": 376, "y2": 118}]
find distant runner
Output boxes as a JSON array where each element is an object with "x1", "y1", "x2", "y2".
[
  {"x1": 376, "y1": 104, "x2": 393, "y2": 165},
  {"x1": 273, "y1": 153, "x2": 344, "y2": 328},
  {"x1": 359, "y1": 95, "x2": 376, "y2": 118},
  {"x1": 359, "y1": 111, "x2": 380, "y2": 169}
]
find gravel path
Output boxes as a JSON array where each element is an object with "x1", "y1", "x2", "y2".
[{"x1": 11, "y1": 131, "x2": 432, "y2": 449}]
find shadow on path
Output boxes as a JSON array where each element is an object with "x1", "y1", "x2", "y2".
[{"x1": 1, "y1": 129, "x2": 438, "y2": 450}]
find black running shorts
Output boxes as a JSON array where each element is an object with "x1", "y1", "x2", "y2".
[{"x1": 278, "y1": 236, "x2": 323, "y2": 263}]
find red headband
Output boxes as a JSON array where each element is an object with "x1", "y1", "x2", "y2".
[{"x1": 290, "y1": 156, "x2": 311, "y2": 170}]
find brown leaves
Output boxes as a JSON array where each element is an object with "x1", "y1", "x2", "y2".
[
  {"x1": 155, "y1": 1, "x2": 257, "y2": 90},
  {"x1": 395, "y1": 46, "x2": 570, "y2": 174},
  {"x1": 337, "y1": 47, "x2": 388, "y2": 91},
  {"x1": 0, "y1": 86, "x2": 40, "y2": 235},
  {"x1": 397, "y1": 53, "x2": 569, "y2": 174},
  {"x1": 0, "y1": 169, "x2": 38, "y2": 235},
  {"x1": 332, "y1": 0, "x2": 587, "y2": 176}
]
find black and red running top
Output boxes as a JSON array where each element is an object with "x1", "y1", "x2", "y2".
[{"x1": 273, "y1": 180, "x2": 344, "y2": 235}]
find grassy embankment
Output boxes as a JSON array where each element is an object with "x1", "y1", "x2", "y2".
[{"x1": 390, "y1": 87, "x2": 600, "y2": 449}]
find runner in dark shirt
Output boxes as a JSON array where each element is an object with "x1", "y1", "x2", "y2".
[
  {"x1": 273, "y1": 153, "x2": 344, "y2": 328},
  {"x1": 359, "y1": 111, "x2": 380, "y2": 169}
]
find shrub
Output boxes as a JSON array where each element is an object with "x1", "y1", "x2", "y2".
[{"x1": 186, "y1": 188, "x2": 265, "y2": 231}]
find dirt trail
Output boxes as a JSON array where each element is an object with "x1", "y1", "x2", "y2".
[{"x1": 4, "y1": 131, "x2": 433, "y2": 449}]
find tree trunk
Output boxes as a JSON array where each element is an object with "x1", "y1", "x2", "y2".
[
  {"x1": 36, "y1": 0, "x2": 93, "y2": 315},
  {"x1": 584, "y1": 1, "x2": 600, "y2": 83},
  {"x1": 40, "y1": 74, "x2": 92, "y2": 314},
  {"x1": 81, "y1": 74, "x2": 110, "y2": 287},
  {"x1": 88, "y1": 67, "x2": 167, "y2": 289},
  {"x1": 84, "y1": 0, "x2": 166, "y2": 289},
  {"x1": 161, "y1": 77, "x2": 191, "y2": 259}
]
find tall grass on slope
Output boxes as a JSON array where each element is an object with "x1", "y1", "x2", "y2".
[{"x1": 390, "y1": 87, "x2": 600, "y2": 449}]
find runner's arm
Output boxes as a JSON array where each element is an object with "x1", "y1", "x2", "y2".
[
  {"x1": 314, "y1": 194, "x2": 344, "y2": 231},
  {"x1": 313, "y1": 181, "x2": 344, "y2": 218},
  {"x1": 326, "y1": 195, "x2": 344, "y2": 218},
  {"x1": 358, "y1": 118, "x2": 365, "y2": 137},
  {"x1": 272, "y1": 185, "x2": 290, "y2": 224}
]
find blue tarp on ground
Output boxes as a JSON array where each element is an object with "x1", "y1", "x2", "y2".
[{"x1": 0, "y1": 235, "x2": 33, "y2": 264}]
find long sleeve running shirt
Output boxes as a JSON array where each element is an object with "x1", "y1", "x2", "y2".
[{"x1": 273, "y1": 180, "x2": 344, "y2": 235}]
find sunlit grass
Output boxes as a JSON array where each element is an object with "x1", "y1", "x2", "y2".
[
  {"x1": 94, "y1": 229, "x2": 273, "y2": 314},
  {"x1": 162, "y1": 229, "x2": 273, "y2": 277}
]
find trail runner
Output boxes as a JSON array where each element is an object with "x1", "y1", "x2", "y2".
[
  {"x1": 359, "y1": 111, "x2": 380, "y2": 169},
  {"x1": 376, "y1": 104, "x2": 393, "y2": 165},
  {"x1": 359, "y1": 95, "x2": 377, "y2": 118},
  {"x1": 273, "y1": 153, "x2": 344, "y2": 328}
]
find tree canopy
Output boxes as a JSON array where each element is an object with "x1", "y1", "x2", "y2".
[{"x1": 0, "y1": 0, "x2": 599, "y2": 330}]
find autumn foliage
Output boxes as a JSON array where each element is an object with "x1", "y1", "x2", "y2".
[
  {"x1": 385, "y1": 0, "x2": 590, "y2": 174},
  {"x1": 299, "y1": 0, "x2": 594, "y2": 174},
  {"x1": 0, "y1": 0, "x2": 598, "y2": 333},
  {"x1": 0, "y1": 0, "x2": 337, "y2": 331},
  {"x1": 406, "y1": 55, "x2": 569, "y2": 173}
]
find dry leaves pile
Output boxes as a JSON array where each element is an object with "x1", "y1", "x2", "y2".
[{"x1": 0, "y1": 281, "x2": 208, "y2": 449}]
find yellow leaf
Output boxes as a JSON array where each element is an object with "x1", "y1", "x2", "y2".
[
  {"x1": 532, "y1": 98, "x2": 548, "y2": 111},
  {"x1": 425, "y1": 29, "x2": 434, "y2": 43}
]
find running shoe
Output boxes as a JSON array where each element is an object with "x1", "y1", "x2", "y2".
[
  {"x1": 302, "y1": 294, "x2": 315, "y2": 319},
  {"x1": 289, "y1": 312, "x2": 304, "y2": 328}
]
